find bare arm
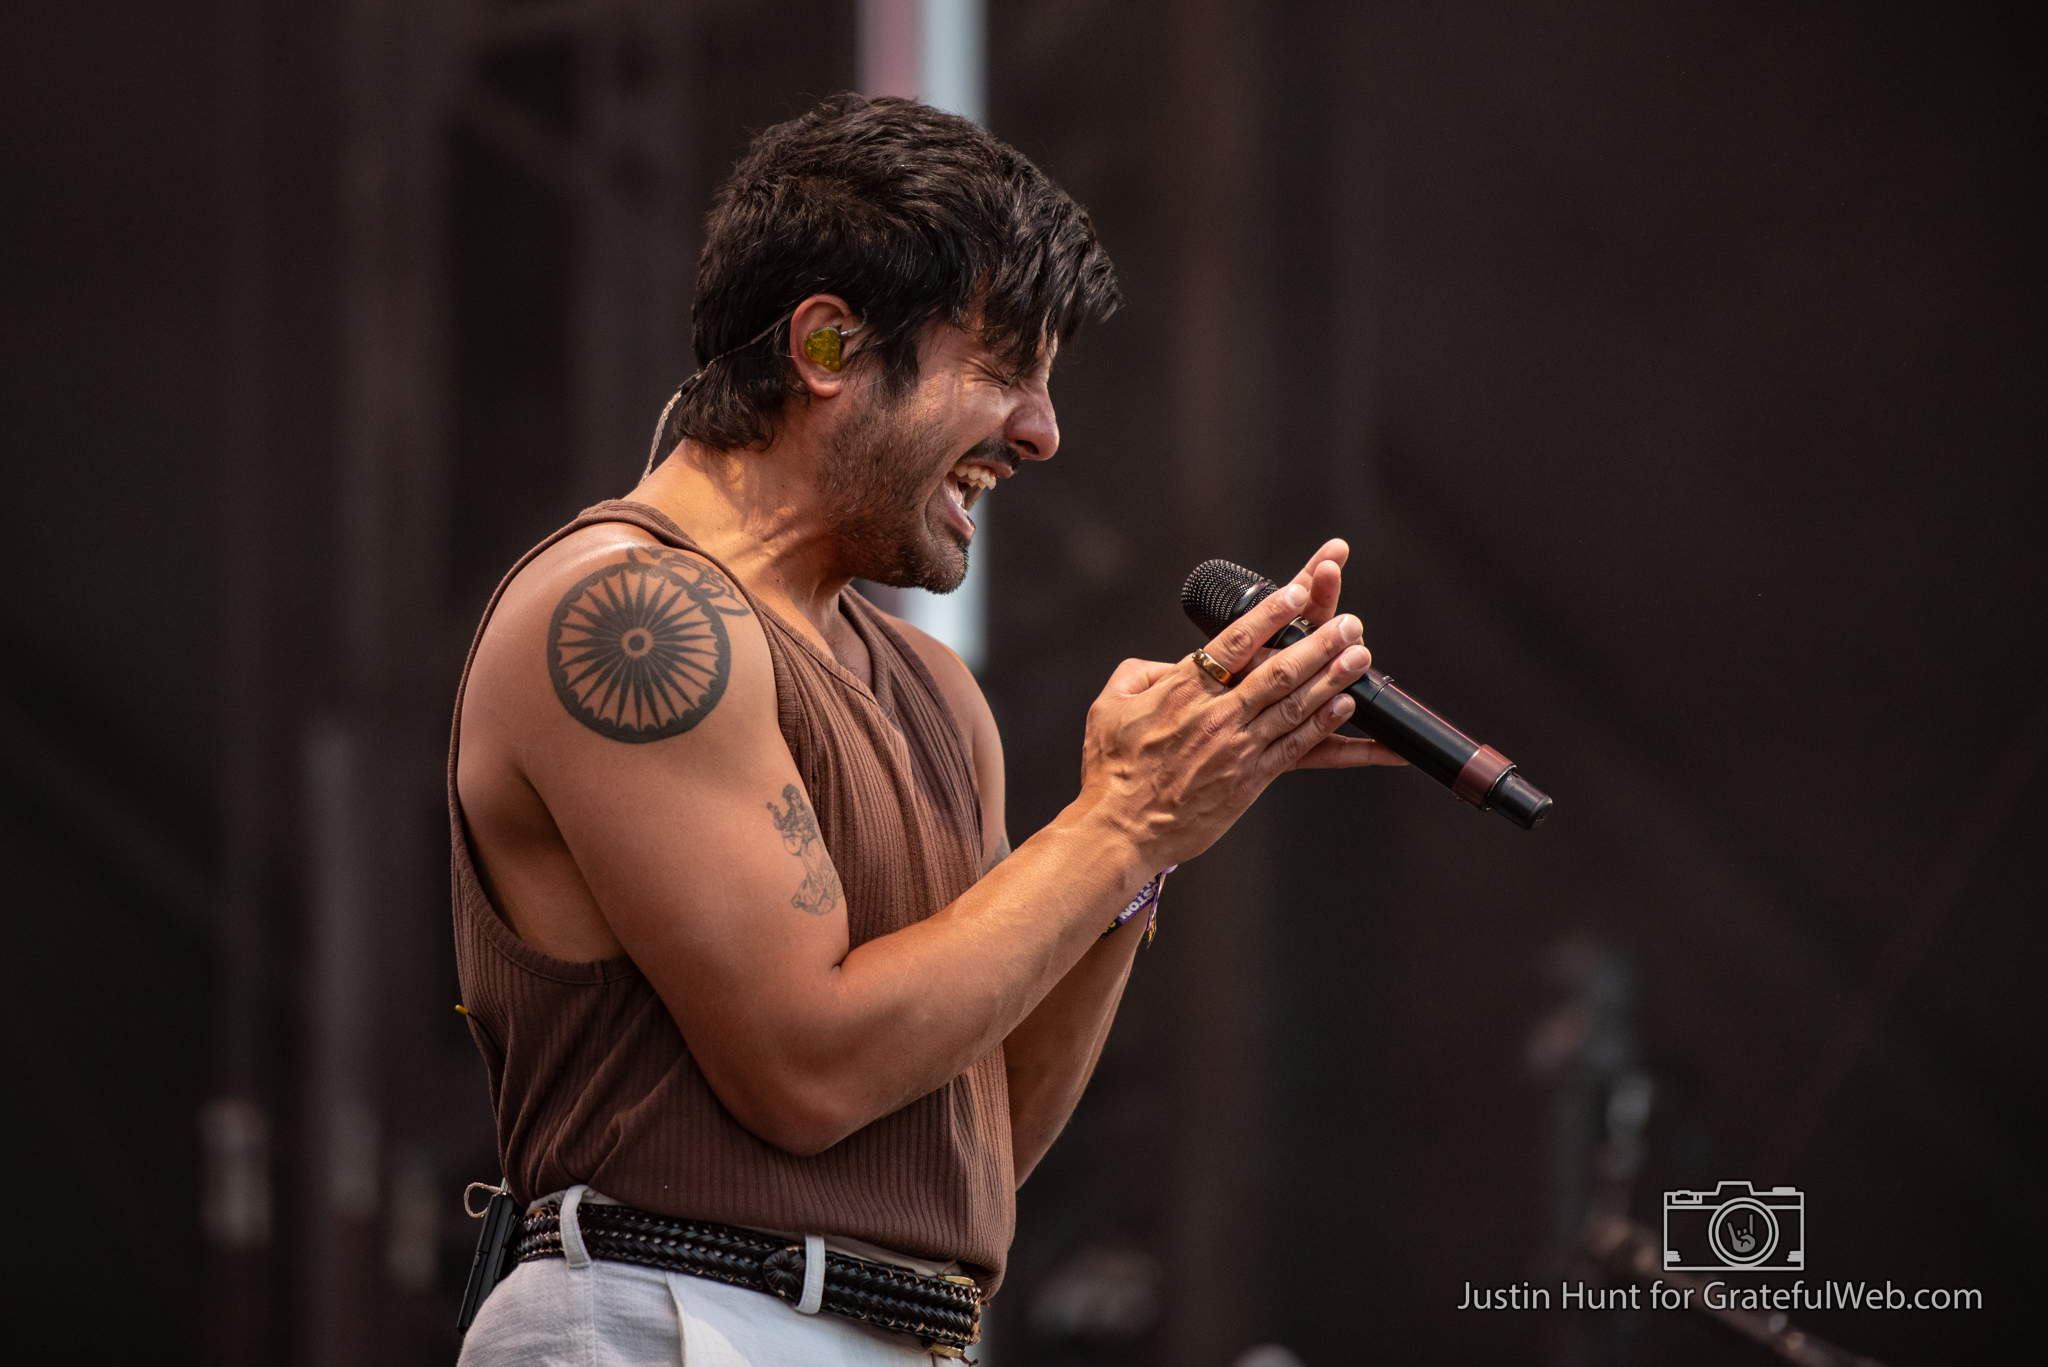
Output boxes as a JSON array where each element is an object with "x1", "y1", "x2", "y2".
[{"x1": 460, "y1": 533, "x2": 1381, "y2": 1157}]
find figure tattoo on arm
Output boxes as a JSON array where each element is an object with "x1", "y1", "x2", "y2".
[
  {"x1": 548, "y1": 547, "x2": 751, "y2": 742},
  {"x1": 767, "y1": 784, "x2": 844, "y2": 915}
]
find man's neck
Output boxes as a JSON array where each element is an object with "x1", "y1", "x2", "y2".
[{"x1": 624, "y1": 439, "x2": 859, "y2": 656}]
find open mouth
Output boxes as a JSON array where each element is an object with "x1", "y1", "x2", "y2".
[{"x1": 944, "y1": 461, "x2": 999, "y2": 515}]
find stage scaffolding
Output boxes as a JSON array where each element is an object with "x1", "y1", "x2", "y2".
[{"x1": 207, "y1": 3, "x2": 703, "y2": 1361}]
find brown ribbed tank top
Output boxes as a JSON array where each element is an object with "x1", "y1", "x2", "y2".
[{"x1": 448, "y1": 500, "x2": 1014, "y2": 1286}]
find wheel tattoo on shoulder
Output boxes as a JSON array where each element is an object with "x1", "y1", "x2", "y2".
[{"x1": 547, "y1": 547, "x2": 752, "y2": 743}]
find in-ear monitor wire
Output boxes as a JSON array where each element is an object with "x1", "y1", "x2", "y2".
[{"x1": 643, "y1": 317, "x2": 863, "y2": 477}]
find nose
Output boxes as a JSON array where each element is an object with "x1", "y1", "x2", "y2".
[{"x1": 1004, "y1": 381, "x2": 1059, "y2": 464}]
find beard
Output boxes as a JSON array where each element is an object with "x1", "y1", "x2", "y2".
[{"x1": 819, "y1": 387, "x2": 980, "y2": 594}]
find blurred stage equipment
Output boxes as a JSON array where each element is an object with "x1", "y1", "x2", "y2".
[
  {"x1": 1530, "y1": 938, "x2": 1888, "y2": 1367},
  {"x1": 1181, "y1": 559, "x2": 1554, "y2": 828},
  {"x1": 1027, "y1": 1244, "x2": 1163, "y2": 1343}
]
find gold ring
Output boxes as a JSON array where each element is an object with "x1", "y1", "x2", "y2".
[{"x1": 1191, "y1": 649, "x2": 1234, "y2": 686}]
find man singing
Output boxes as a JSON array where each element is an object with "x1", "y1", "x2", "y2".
[{"x1": 451, "y1": 95, "x2": 1394, "y2": 1363}]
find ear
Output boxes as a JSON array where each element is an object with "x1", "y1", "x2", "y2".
[{"x1": 788, "y1": 294, "x2": 863, "y2": 398}]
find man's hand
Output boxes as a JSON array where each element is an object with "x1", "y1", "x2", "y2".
[
  {"x1": 1075, "y1": 546, "x2": 1395, "y2": 870},
  {"x1": 1270, "y1": 538, "x2": 1408, "y2": 772}
]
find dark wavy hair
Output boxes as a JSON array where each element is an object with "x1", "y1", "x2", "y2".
[{"x1": 660, "y1": 94, "x2": 1122, "y2": 455}]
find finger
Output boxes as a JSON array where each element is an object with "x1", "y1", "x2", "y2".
[
  {"x1": 1291, "y1": 733, "x2": 1410, "y2": 770},
  {"x1": 1305, "y1": 559, "x2": 1343, "y2": 626},
  {"x1": 1244, "y1": 639, "x2": 1373, "y2": 745},
  {"x1": 1256, "y1": 685, "x2": 1358, "y2": 780},
  {"x1": 1283, "y1": 539, "x2": 1349, "y2": 627},
  {"x1": 1204, "y1": 581, "x2": 1310, "y2": 677},
  {"x1": 1232, "y1": 613, "x2": 1365, "y2": 719},
  {"x1": 1230, "y1": 543, "x2": 1345, "y2": 670},
  {"x1": 1285, "y1": 537, "x2": 1348, "y2": 590}
]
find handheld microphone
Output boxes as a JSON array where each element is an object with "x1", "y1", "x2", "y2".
[{"x1": 1181, "y1": 559, "x2": 1553, "y2": 830}]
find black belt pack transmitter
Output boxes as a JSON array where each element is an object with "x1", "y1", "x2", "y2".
[{"x1": 458, "y1": 1184, "x2": 521, "y2": 1333}]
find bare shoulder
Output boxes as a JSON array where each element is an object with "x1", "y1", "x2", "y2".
[
  {"x1": 469, "y1": 526, "x2": 762, "y2": 733},
  {"x1": 456, "y1": 525, "x2": 783, "y2": 958},
  {"x1": 539, "y1": 530, "x2": 757, "y2": 740}
]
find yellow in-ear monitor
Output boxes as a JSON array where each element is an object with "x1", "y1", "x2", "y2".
[{"x1": 804, "y1": 325, "x2": 855, "y2": 371}]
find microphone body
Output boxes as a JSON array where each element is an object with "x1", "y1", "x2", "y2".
[{"x1": 1182, "y1": 560, "x2": 1553, "y2": 830}]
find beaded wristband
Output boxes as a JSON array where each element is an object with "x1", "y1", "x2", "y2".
[{"x1": 1102, "y1": 865, "x2": 1177, "y2": 944}]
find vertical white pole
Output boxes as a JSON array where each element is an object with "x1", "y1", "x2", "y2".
[
  {"x1": 858, "y1": 10, "x2": 994, "y2": 1354},
  {"x1": 920, "y1": 0, "x2": 985, "y2": 125},
  {"x1": 857, "y1": 0, "x2": 990, "y2": 671}
]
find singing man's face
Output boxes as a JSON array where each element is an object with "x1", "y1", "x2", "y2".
[{"x1": 819, "y1": 322, "x2": 1059, "y2": 593}]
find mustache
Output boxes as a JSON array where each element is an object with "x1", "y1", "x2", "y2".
[{"x1": 961, "y1": 435, "x2": 1017, "y2": 471}]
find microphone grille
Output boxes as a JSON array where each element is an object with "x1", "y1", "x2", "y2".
[{"x1": 1181, "y1": 558, "x2": 1276, "y2": 636}]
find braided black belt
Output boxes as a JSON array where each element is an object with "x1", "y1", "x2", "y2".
[{"x1": 517, "y1": 1200, "x2": 982, "y2": 1354}]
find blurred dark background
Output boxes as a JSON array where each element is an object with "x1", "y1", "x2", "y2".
[{"x1": 2, "y1": 2, "x2": 2041, "y2": 1364}]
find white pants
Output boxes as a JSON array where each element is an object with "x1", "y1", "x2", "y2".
[
  {"x1": 457, "y1": 1255, "x2": 948, "y2": 1366},
  {"x1": 457, "y1": 1188, "x2": 952, "y2": 1367}
]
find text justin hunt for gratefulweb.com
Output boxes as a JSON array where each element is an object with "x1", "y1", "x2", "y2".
[{"x1": 1458, "y1": 1281, "x2": 1983, "y2": 1312}]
